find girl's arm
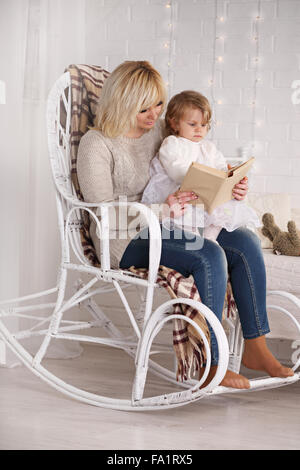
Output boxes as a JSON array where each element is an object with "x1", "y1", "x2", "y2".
[{"x1": 159, "y1": 136, "x2": 191, "y2": 184}]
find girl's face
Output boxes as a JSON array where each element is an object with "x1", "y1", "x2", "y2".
[
  {"x1": 135, "y1": 100, "x2": 163, "y2": 134},
  {"x1": 172, "y1": 107, "x2": 209, "y2": 143}
]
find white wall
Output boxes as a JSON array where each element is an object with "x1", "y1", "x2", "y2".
[
  {"x1": 0, "y1": 1, "x2": 25, "y2": 300},
  {"x1": 86, "y1": 0, "x2": 300, "y2": 207}
]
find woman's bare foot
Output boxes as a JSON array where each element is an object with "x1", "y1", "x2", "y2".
[
  {"x1": 200, "y1": 366, "x2": 250, "y2": 390},
  {"x1": 242, "y1": 336, "x2": 294, "y2": 378}
]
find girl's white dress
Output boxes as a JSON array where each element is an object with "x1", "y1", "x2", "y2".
[{"x1": 141, "y1": 135, "x2": 261, "y2": 239}]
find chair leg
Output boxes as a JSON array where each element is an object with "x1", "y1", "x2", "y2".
[
  {"x1": 32, "y1": 266, "x2": 68, "y2": 367},
  {"x1": 223, "y1": 315, "x2": 244, "y2": 374},
  {"x1": 77, "y1": 290, "x2": 124, "y2": 340}
]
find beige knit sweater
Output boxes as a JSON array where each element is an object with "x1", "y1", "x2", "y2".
[{"x1": 77, "y1": 120, "x2": 165, "y2": 268}]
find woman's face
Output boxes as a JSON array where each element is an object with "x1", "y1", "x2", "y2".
[{"x1": 136, "y1": 101, "x2": 163, "y2": 133}]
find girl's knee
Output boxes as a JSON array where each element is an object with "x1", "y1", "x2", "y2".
[
  {"x1": 221, "y1": 227, "x2": 262, "y2": 253},
  {"x1": 239, "y1": 227, "x2": 262, "y2": 251}
]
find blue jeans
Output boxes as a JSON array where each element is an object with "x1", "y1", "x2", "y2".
[{"x1": 120, "y1": 226, "x2": 270, "y2": 365}]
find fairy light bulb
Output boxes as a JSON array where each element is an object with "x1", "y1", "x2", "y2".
[
  {"x1": 165, "y1": 0, "x2": 174, "y2": 98},
  {"x1": 250, "y1": 0, "x2": 262, "y2": 154}
]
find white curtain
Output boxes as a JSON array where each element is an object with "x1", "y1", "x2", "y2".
[{"x1": 0, "y1": 0, "x2": 92, "y2": 366}]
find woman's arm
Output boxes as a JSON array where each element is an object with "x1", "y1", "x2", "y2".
[
  {"x1": 77, "y1": 131, "x2": 114, "y2": 204},
  {"x1": 164, "y1": 191, "x2": 199, "y2": 219}
]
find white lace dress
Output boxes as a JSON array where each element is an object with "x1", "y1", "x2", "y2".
[{"x1": 142, "y1": 136, "x2": 261, "y2": 240}]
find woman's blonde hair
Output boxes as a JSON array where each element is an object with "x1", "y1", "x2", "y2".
[
  {"x1": 165, "y1": 90, "x2": 212, "y2": 136},
  {"x1": 93, "y1": 61, "x2": 167, "y2": 138}
]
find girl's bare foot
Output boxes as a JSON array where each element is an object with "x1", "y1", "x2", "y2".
[
  {"x1": 242, "y1": 336, "x2": 294, "y2": 378},
  {"x1": 200, "y1": 366, "x2": 250, "y2": 390}
]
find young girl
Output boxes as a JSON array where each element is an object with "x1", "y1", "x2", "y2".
[{"x1": 142, "y1": 90, "x2": 260, "y2": 241}]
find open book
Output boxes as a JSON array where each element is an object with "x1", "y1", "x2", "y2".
[{"x1": 180, "y1": 157, "x2": 255, "y2": 214}]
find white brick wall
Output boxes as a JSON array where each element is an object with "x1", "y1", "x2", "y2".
[{"x1": 85, "y1": 0, "x2": 300, "y2": 208}]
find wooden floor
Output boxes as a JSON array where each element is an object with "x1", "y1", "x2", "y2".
[{"x1": 1, "y1": 343, "x2": 300, "y2": 450}]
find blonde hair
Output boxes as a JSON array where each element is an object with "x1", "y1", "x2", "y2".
[
  {"x1": 93, "y1": 61, "x2": 167, "y2": 138},
  {"x1": 165, "y1": 90, "x2": 212, "y2": 136}
]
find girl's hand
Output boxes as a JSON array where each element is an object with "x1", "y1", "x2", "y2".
[
  {"x1": 233, "y1": 176, "x2": 248, "y2": 200},
  {"x1": 228, "y1": 164, "x2": 249, "y2": 201},
  {"x1": 165, "y1": 191, "x2": 198, "y2": 219}
]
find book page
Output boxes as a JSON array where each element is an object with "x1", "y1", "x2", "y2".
[
  {"x1": 180, "y1": 163, "x2": 225, "y2": 210},
  {"x1": 211, "y1": 157, "x2": 254, "y2": 212},
  {"x1": 180, "y1": 157, "x2": 254, "y2": 213},
  {"x1": 227, "y1": 157, "x2": 255, "y2": 177}
]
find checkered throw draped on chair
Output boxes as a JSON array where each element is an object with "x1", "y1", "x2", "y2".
[{"x1": 65, "y1": 64, "x2": 237, "y2": 382}]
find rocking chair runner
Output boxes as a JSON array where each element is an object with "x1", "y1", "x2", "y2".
[{"x1": 0, "y1": 66, "x2": 299, "y2": 411}]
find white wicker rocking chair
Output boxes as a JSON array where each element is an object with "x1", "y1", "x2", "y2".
[{"x1": 0, "y1": 70, "x2": 299, "y2": 411}]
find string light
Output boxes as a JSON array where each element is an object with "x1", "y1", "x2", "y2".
[
  {"x1": 210, "y1": 0, "x2": 218, "y2": 140},
  {"x1": 251, "y1": 0, "x2": 262, "y2": 154},
  {"x1": 161, "y1": 0, "x2": 263, "y2": 163},
  {"x1": 165, "y1": 0, "x2": 174, "y2": 98},
  {"x1": 210, "y1": 1, "x2": 226, "y2": 140}
]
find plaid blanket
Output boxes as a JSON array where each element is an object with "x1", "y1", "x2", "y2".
[
  {"x1": 64, "y1": 64, "x2": 110, "y2": 266},
  {"x1": 65, "y1": 64, "x2": 237, "y2": 381}
]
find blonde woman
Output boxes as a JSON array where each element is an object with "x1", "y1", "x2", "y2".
[{"x1": 77, "y1": 60, "x2": 293, "y2": 390}]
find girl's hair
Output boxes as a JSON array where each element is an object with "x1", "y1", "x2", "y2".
[
  {"x1": 165, "y1": 90, "x2": 212, "y2": 136},
  {"x1": 93, "y1": 61, "x2": 167, "y2": 138}
]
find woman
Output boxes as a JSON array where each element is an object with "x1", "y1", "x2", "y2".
[{"x1": 77, "y1": 60, "x2": 293, "y2": 389}]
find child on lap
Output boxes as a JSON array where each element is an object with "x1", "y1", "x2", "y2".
[{"x1": 142, "y1": 90, "x2": 260, "y2": 240}]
